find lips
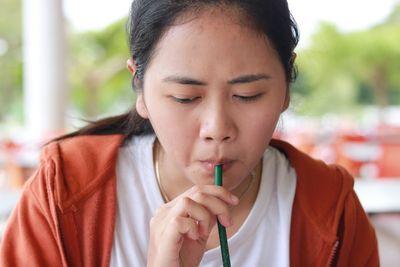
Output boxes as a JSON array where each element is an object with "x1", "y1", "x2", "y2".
[{"x1": 199, "y1": 159, "x2": 234, "y2": 173}]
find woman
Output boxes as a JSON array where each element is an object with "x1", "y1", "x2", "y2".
[{"x1": 0, "y1": 0, "x2": 378, "y2": 266}]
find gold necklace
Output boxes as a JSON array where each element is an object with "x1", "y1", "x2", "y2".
[
  {"x1": 154, "y1": 151, "x2": 170, "y2": 202},
  {"x1": 154, "y1": 141, "x2": 257, "y2": 203}
]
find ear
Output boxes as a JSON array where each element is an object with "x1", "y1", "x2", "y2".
[
  {"x1": 127, "y1": 58, "x2": 137, "y2": 75},
  {"x1": 136, "y1": 92, "x2": 149, "y2": 119},
  {"x1": 290, "y1": 52, "x2": 297, "y2": 65}
]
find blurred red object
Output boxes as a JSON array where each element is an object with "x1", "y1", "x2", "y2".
[
  {"x1": 332, "y1": 126, "x2": 400, "y2": 178},
  {"x1": 374, "y1": 125, "x2": 400, "y2": 178},
  {"x1": 278, "y1": 122, "x2": 400, "y2": 179},
  {"x1": 333, "y1": 134, "x2": 377, "y2": 178},
  {"x1": 0, "y1": 139, "x2": 37, "y2": 188}
]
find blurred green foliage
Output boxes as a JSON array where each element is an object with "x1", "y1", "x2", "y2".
[
  {"x1": 68, "y1": 19, "x2": 134, "y2": 119},
  {"x1": 0, "y1": 0, "x2": 23, "y2": 123},
  {"x1": 292, "y1": 5, "x2": 400, "y2": 115},
  {"x1": 0, "y1": 3, "x2": 399, "y2": 123}
]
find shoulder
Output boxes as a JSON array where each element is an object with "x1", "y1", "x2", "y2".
[
  {"x1": 42, "y1": 134, "x2": 126, "y2": 161},
  {"x1": 270, "y1": 138, "x2": 354, "y2": 195},
  {"x1": 270, "y1": 139, "x2": 355, "y2": 231},
  {"x1": 26, "y1": 134, "x2": 126, "y2": 211},
  {"x1": 274, "y1": 139, "x2": 379, "y2": 267}
]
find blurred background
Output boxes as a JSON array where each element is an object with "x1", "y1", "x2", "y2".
[{"x1": 0, "y1": 0, "x2": 399, "y2": 265}]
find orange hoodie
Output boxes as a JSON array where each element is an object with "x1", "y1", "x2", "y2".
[{"x1": 0, "y1": 135, "x2": 379, "y2": 267}]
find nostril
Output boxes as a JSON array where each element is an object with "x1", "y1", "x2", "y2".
[{"x1": 204, "y1": 136, "x2": 231, "y2": 142}]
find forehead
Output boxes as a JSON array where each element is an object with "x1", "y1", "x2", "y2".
[
  {"x1": 166, "y1": 6, "x2": 264, "y2": 43},
  {"x1": 147, "y1": 8, "x2": 277, "y2": 69},
  {"x1": 174, "y1": 6, "x2": 257, "y2": 30},
  {"x1": 178, "y1": 7, "x2": 262, "y2": 36}
]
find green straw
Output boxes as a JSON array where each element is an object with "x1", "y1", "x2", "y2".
[{"x1": 214, "y1": 165, "x2": 231, "y2": 267}]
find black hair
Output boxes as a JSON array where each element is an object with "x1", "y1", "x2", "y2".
[{"x1": 55, "y1": 0, "x2": 299, "y2": 141}]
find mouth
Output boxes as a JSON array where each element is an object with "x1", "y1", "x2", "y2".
[{"x1": 199, "y1": 159, "x2": 234, "y2": 173}]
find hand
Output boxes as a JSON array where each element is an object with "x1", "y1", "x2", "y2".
[{"x1": 147, "y1": 185, "x2": 239, "y2": 267}]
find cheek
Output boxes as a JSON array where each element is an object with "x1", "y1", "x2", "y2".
[
  {"x1": 150, "y1": 105, "x2": 195, "y2": 138},
  {"x1": 243, "y1": 108, "x2": 282, "y2": 150},
  {"x1": 249, "y1": 126, "x2": 274, "y2": 152},
  {"x1": 148, "y1": 105, "x2": 197, "y2": 163},
  {"x1": 247, "y1": 102, "x2": 282, "y2": 129}
]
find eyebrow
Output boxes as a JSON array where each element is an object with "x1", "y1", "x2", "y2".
[
  {"x1": 228, "y1": 74, "x2": 271, "y2": 84},
  {"x1": 162, "y1": 76, "x2": 207, "y2": 86},
  {"x1": 162, "y1": 73, "x2": 271, "y2": 86}
]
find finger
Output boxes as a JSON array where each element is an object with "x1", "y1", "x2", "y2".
[
  {"x1": 153, "y1": 216, "x2": 200, "y2": 263},
  {"x1": 167, "y1": 216, "x2": 200, "y2": 242},
  {"x1": 189, "y1": 192, "x2": 233, "y2": 228},
  {"x1": 172, "y1": 197, "x2": 213, "y2": 237},
  {"x1": 188, "y1": 185, "x2": 239, "y2": 206}
]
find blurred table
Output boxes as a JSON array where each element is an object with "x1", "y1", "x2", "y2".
[{"x1": 354, "y1": 179, "x2": 400, "y2": 214}]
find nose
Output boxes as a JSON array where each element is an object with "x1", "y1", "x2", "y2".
[{"x1": 199, "y1": 101, "x2": 237, "y2": 143}]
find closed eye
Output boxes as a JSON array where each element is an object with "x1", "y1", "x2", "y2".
[
  {"x1": 234, "y1": 93, "x2": 263, "y2": 102},
  {"x1": 170, "y1": 96, "x2": 200, "y2": 104}
]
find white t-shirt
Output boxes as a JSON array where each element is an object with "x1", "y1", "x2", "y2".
[{"x1": 110, "y1": 135, "x2": 297, "y2": 267}]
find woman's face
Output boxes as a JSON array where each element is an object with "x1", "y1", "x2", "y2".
[{"x1": 136, "y1": 9, "x2": 289, "y2": 190}]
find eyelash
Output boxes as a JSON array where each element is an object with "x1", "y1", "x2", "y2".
[
  {"x1": 171, "y1": 96, "x2": 200, "y2": 104},
  {"x1": 171, "y1": 93, "x2": 263, "y2": 104},
  {"x1": 234, "y1": 93, "x2": 263, "y2": 102}
]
